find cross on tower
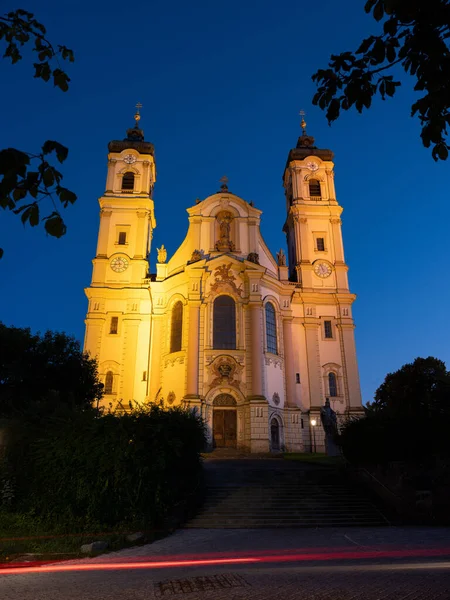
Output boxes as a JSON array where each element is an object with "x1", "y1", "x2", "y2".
[
  {"x1": 299, "y1": 109, "x2": 307, "y2": 133},
  {"x1": 134, "y1": 102, "x2": 143, "y2": 126},
  {"x1": 219, "y1": 175, "x2": 229, "y2": 191}
]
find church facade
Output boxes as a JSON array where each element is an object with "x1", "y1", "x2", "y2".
[{"x1": 84, "y1": 113, "x2": 363, "y2": 453}]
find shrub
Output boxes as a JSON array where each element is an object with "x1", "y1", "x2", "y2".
[
  {"x1": 6, "y1": 403, "x2": 206, "y2": 527},
  {"x1": 339, "y1": 413, "x2": 450, "y2": 467}
]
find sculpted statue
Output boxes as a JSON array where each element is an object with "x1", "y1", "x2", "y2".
[
  {"x1": 276, "y1": 248, "x2": 286, "y2": 266},
  {"x1": 157, "y1": 244, "x2": 167, "y2": 263},
  {"x1": 190, "y1": 249, "x2": 203, "y2": 262},
  {"x1": 247, "y1": 252, "x2": 259, "y2": 264},
  {"x1": 215, "y1": 211, "x2": 235, "y2": 251},
  {"x1": 320, "y1": 398, "x2": 340, "y2": 456}
]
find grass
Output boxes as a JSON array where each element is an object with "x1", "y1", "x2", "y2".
[
  {"x1": 0, "y1": 511, "x2": 161, "y2": 564},
  {"x1": 283, "y1": 452, "x2": 345, "y2": 466}
]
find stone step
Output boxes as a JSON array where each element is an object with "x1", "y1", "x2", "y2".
[{"x1": 185, "y1": 520, "x2": 388, "y2": 528}]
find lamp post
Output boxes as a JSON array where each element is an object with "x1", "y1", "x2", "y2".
[{"x1": 310, "y1": 418, "x2": 317, "y2": 453}]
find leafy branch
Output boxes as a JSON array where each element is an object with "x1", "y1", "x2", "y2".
[
  {"x1": 312, "y1": 0, "x2": 450, "y2": 161},
  {"x1": 0, "y1": 9, "x2": 76, "y2": 258}
]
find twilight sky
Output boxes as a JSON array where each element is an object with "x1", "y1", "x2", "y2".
[{"x1": 1, "y1": 0, "x2": 449, "y2": 404}]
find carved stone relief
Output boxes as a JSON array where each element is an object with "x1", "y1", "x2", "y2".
[
  {"x1": 207, "y1": 354, "x2": 243, "y2": 392},
  {"x1": 210, "y1": 263, "x2": 243, "y2": 296}
]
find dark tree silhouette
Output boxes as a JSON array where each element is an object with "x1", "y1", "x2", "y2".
[{"x1": 312, "y1": 0, "x2": 450, "y2": 160}]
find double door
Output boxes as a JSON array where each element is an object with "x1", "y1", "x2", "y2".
[{"x1": 213, "y1": 409, "x2": 237, "y2": 448}]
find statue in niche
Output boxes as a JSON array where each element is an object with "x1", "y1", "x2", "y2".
[
  {"x1": 215, "y1": 211, "x2": 235, "y2": 252},
  {"x1": 157, "y1": 244, "x2": 167, "y2": 263},
  {"x1": 276, "y1": 248, "x2": 286, "y2": 266}
]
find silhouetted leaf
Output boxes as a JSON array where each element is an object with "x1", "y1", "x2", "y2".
[
  {"x1": 42, "y1": 141, "x2": 69, "y2": 163},
  {"x1": 44, "y1": 212, "x2": 67, "y2": 238},
  {"x1": 57, "y1": 187, "x2": 77, "y2": 206}
]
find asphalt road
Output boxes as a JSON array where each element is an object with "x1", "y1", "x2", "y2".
[{"x1": 1, "y1": 527, "x2": 450, "y2": 599}]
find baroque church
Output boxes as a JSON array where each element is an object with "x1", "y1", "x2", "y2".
[{"x1": 84, "y1": 109, "x2": 363, "y2": 453}]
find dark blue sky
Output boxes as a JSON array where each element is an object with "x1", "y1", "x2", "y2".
[{"x1": 1, "y1": 0, "x2": 448, "y2": 403}]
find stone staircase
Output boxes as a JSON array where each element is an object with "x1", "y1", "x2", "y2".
[{"x1": 185, "y1": 458, "x2": 390, "y2": 528}]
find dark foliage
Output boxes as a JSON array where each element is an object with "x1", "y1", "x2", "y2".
[
  {"x1": 0, "y1": 9, "x2": 76, "y2": 257},
  {"x1": 9, "y1": 405, "x2": 206, "y2": 527},
  {"x1": 312, "y1": 0, "x2": 450, "y2": 160},
  {"x1": 339, "y1": 356, "x2": 450, "y2": 466},
  {"x1": 0, "y1": 323, "x2": 103, "y2": 418},
  {"x1": 367, "y1": 356, "x2": 450, "y2": 419}
]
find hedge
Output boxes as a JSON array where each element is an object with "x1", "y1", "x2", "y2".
[{"x1": 2, "y1": 404, "x2": 206, "y2": 528}]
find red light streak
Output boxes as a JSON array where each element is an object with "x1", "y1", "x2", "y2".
[{"x1": 1, "y1": 547, "x2": 450, "y2": 576}]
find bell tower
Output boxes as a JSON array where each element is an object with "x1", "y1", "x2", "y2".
[
  {"x1": 84, "y1": 105, "x2": 156, "y2": 407},
  {"x1": 282, "y1": 114, "x2": 348, "y2": 293}
]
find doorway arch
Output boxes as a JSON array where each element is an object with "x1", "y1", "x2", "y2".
[{"x1": 270, "y1": 417, "x2": 281, "y2": 451}]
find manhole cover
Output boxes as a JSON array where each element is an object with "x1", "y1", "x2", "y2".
[{"x1": 155, "y1": 573, "x2": 250, "y2": 596}]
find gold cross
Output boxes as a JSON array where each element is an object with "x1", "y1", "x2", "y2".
[
  {"x1": 299, "y1": 109, "x2": 307, "y2": 131},
  {"x1": 134, "y1": 102, "x2": 142, "y2": 125},
  {"x1": 220, "y1": 175, "x2": 229, "y2": 185}
]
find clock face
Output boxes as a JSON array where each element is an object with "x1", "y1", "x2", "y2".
[
  {"x1": 123, "y1": 154, "x2": 137, "y2": 164},
  {"x1": 314, "y1": 261, "x2": 332, "y2": 278},
  {"x1": 306, "y1": 161, "x2": 319, "y2": 172},
  {"x1": 110, "y1": 256, "x2": 129, "y2": 273}
]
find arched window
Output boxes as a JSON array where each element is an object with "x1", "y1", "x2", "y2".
[
  {"x1": 105, "y1": 371, "x2": 114, "y2": 395},
  {"x1": 328, "y1": 372, "x2": 338, "y2": 397},
  {"x1": 213, "y1": 296, "x2": 236, "y2": 349},
  {"x1": 309, "y1": 179, "x2": 321, "y2": 198},
  {"x1": 170, "y1": 301, "x2": 183, "y2": 353},
  {"x1": 265, "y1": 303, "x2": 277, "y2": 354},
  {"x1": 122, "y1": 172, "x2": 135, "y2": 192}
]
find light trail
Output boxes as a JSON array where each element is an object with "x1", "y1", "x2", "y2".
[{"x1": 1, "y1": 547, "x2": 450, "y2": 576}]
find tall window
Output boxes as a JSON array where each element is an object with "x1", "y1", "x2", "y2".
[
  {"x1": 265, "y1": 303, "x2": 277, "y2": 354},
  {"x1": 316, "y1": 237, "x2": 325, "y2": 251},
  {"x1": 170, "y1": 301, "x2": 183, "y2": 353},
  {"x1": 118, "y1": 231, "x2": 127, "y2": 245},
  {"x1": 110, "y1": 316, "x2": 118, "y2": 334},
  {"x1": 309, "y1": 179, "x2": 321, "y2": 197},
  {"x1": 328, "y1": 372, "x2": 338, "y2": 397},
  {"x1": 324, "y1": 320, "x2": 333, "y2": 339},
  {"x1": 105, "y1": 371, "x2": 114, "y2": 394},
  {"x1": 213, "y1": 296, "x2": 236, "y2": 349},
  {"x1": 122, "y1": 172, "x2": 135, "y2": 192}
]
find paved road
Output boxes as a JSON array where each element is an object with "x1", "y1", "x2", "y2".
[{"x1": 1, "y1": 527, "x2": 450, "y2": 599}]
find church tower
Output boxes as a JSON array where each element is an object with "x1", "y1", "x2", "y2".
[
  {"x1": 282, "y1": 114, "x2": 362, "y2": 431},
  {"x1": 84, "y1": 106, "x2": 156, "y2": 407}
]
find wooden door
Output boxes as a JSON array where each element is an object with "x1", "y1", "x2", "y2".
[{"x1": 213, "y1": 410, "x2": 237, "y2": 448}]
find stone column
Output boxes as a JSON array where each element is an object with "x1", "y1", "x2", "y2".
[
  {"x1": 283, "y1": 317, "x2": 296, "y2": 407},
  {"x1": 135, "y1": 210, "x2": 148, "y2": 259},
  {"x1": 148, "y1": 315, "x2": 163, "y2": 403},
  {"x1": 121, "y1": 319, "x2": 140, "y2": 405},
  {"x1": 331, "y1": 218, "x2": 345, "y2": 263},
  {"x1": 105, "y1": 159, "x2": 116, "y2": 192},
  {"x1": 249, "y1": 302, "x2": 264, "y2": 399},
  {"x1": 185, "y1": 302, "x2": 200, "y2": 399},
  {"x1": 338, "y1": 323, "x2": 363, "y2": 411},
  {"x1": 96, "y1": 209, "x2": 112, "y2": 257},
  {"x1": 304, "y1": 323, "x2": 321, "y2": 410}
]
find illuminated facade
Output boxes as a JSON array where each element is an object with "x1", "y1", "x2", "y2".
[{"x1": 84, "y1": 113, "x2": 363, "y2": 452}]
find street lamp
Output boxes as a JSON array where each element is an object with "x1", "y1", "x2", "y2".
[{"x1": 310, "y1": 418, "x2": 317, "y2": 453}]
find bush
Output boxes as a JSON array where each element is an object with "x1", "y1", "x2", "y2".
[
  {"x1": 339, "y1": 413, "x2": 450, "y2": 467},
  {"x1": 4, "y1": 403, "x2": 206, "y2": 528}
]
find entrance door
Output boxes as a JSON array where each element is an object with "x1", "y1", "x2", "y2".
[
  {"x1": 271, "y1": 418, "x2": 280, "y2": 451},
  {"x1": 213, "y1": 410, "x2": 237, "y2": 448}
]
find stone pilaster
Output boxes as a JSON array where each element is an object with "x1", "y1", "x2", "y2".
[{"x1": 185, "y1": 302, "x2": 201, "y2": 400}]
